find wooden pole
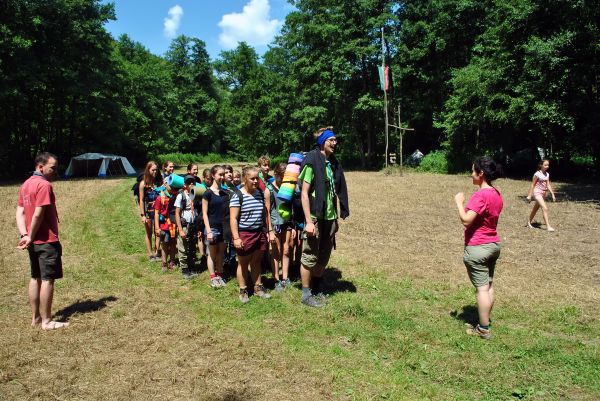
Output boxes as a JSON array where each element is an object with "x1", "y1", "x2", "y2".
[{"x1": 382, "y1": 27, "x2": 389, "y2": 168}]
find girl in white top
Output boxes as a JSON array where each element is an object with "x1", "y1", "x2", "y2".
[{"x1": 526, "y1": 159, "x2": 556, "y2": 231}]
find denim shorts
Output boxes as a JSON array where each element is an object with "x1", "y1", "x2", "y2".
[{"x1": 204, "y1": 226, "x2": 224, "y2": 245}]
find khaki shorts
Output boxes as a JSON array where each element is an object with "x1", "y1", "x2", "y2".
[
  {"x1": 29, "y1": 242, "x2": 63, "y2": 280},
  {"x1": 301, "y1": 219, "x2": 337, "y2": 269},
  {"x1": 463, "y1": 242, "x2": 501, "y2": 287}
]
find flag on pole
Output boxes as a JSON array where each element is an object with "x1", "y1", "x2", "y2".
[{"x1": 378, "y1": 66, "x2": 389, "y2": 92}]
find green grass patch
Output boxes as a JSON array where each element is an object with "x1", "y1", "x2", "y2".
[{"x1": 63, "y1": 179, "x2": 600, "y2": 400}]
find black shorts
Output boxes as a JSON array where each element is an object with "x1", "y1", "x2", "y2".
[{"x1": 29, "y1": 242, "x2": 63, "y2": 280}]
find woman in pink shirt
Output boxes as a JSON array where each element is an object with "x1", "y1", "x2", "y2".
[
  {"x1": 455, "y1": 156, "x2": 503, "y2": 340},
  {"x1": 526, "y1": 159, "x2": 556, "y2": 231}
]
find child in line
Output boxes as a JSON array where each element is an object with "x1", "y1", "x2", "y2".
[
  {"x1": 257, "y1": 155, "x2": 274, "y2": 192},
  {"x1": 154, "y1": 181, "x2": 178, "y2": 272},
  {"x1": 233, "y1": 170, "x2": 242, "y2": 188},
  {"x1": 526, "y1": 159, "x2": 556, "y2": 231},
  {"x1": 175, "y1": 175, "x2": 199, "y2": 279},
  {"x1": 202, "y1": 165, "x2": 228, "y2": 288},
  {"x1": 268, "y1": 163, "x2": 294, "y2": 291}
]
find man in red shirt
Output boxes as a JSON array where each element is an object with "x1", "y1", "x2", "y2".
[{"x1": 16, "y1": 152, "x2": 68, "y2": 330}]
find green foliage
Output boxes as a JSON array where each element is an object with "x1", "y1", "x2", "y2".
[
  {"x1": 153, "y1": 153, "x2": 238, "y2": 167},
  {"x1": 417, "y1": 150, "x2": 449, "y2": 174}
]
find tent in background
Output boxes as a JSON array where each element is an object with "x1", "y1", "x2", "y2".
[{"x1": 64, "y1": 153, "x2": 136, "y2": 178}]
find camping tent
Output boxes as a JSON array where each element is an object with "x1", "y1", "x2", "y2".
[{"x1": 64, "y1": 153, "x2": 136, "y2": 178}]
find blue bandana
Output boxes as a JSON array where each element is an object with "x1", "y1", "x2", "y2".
[{"x1": 316, "y1": 129, "x2": 335, "y2": 146}]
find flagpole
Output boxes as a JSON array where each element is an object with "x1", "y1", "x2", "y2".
[{"x1": 382, "y1": 27, "x2": 389, "y2": 168}]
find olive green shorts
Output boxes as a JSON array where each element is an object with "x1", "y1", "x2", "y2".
[
  {"x1": 301, "y1": 219, "x2": 337, "y2": 269},
  {"x1": 463, "y1": 242, "x2": 501, "y2": 287}
]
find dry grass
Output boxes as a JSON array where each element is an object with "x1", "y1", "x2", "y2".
[{"x1": 0, "y1": 172, "x2": 598, "y2": 400}]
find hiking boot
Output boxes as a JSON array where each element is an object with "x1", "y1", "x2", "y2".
[
  {"x1": 210, "y1": 277, "x2": 221, "y2": 289},
  {"x1": 254, "y1": 284, "x2": 272, "y2": 299},
  {"x1": 239, "y1": 288, "x2": 249, "y2": 304},
  {"x1": 181, "y1": 268, "x2": 193, "y2": 280},
  {"x1": 161, "y1": 262, "x2": 168, "y2": 273},
  {"x1": 274, "y1": 281, "x2": 285, "y2": 292},
  {"x1": 466, "y1": 324, "x2": 491, "y2": 340},
  {"x1": 301, "y1": 295, "x2": 325, "y2": 308}
]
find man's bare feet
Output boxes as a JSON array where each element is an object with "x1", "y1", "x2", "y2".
[
  {"x1": 31, "y1": 317, "x2": 42, "y2": 327},
  {"x1": 527, "y1": 221, "x2": 534, "y2": 229},
  {"x1": 41, "y1": 321, "x2": 69, "y2": 330},
  {"x1": 547, "y1": 226, "x2": 555, "y2": 232}
]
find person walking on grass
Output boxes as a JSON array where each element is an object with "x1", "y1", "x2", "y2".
[
  {"x1": 298, "y1": 127, "x2": 349, "y2": 308},
  {"x1": 202, "y1": 165, "x2": 228, "y2": 288},
  {"x1": 455, "y1": 156, "x2": 504, "y2": 340},
  {"x1": 139, "y1": 161, "x2": 163, "y2": 261},
  {"x1": 16, "y1": 152, "x2": 68, "y2": 330},
  {"x1": 527, "y1": 159, "x2": 556, "y2": 232},
  {"x1": 230, "y1": 167, "x2": 275, "y2": 303},
  {"x1": 175, "y1": 175, "x2": 199, "y2": 279}
]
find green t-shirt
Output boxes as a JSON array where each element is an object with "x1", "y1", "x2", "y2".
[{"x1": 298, "y1": 162, "x2": 337, "y2": 221}]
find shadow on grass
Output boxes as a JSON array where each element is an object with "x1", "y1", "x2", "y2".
[
  {"x1": 323, "y1": 267, "x2": 357, "y2": 294},
  {"x1": 557, "y1": 181, "x2": 600, "y2": 206},
  {"x1": 54, "y1": 296, "x2": 118, "y2": 322},
  {"x1": 450, "y1": 305, "x2": 479, "y2": 326}
]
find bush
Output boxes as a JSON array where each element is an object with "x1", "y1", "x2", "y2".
[
  {"x1": 152, "y1": 153, "x2": 239, "y2": 167},
  {"x1": 417, "y1": 150, "x2": 449, "y2": 174}
]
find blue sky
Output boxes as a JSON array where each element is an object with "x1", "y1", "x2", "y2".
[{"x1": 103, "y1": 0, "x2": 294, "y2": 61}]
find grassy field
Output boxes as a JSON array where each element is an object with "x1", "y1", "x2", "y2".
[{"x1": 0, "y1": 170, "x2": 599, "y2": 400}]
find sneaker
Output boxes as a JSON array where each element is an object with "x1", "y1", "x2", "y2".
[
  {"x1": 301, "y1": 295, "x2": 325, "y2": 308},
  {"x1": 217, "y1": 276, "x2": 227, "y2": 287},
  {"x1": 466, "y1": 324, "x2": 491, "y2": 340},
  {"x1": 239, "y1": 289, "x2": 250, "y2": 304},
  {"x1": 189, "y1": 269, "x2": 199, "y2": 278},
  {"x1": 254, "y1": 284, "x2": 272, "y2": 299},
  {"x1": 161, "y1": 262, "x2": 168, "y2": 273},
  {"x1": 168, "y1": 261, "x2": 177, "y2": 270},
  {"x1": 274, "y1": 281, "x2": 285, "y2": 292},
  {"x1": 282, "y1": 278, "x2": 292, "y2": 288},
  {"x1": 210, "y1": 277, "x2": 221, "y2": 288},
  {"x1": 314, "y1": 292, "x2": 329, "y2": 303},
  {"x1": 181, "y1": 269, "x2": 193, "y2": 280}
]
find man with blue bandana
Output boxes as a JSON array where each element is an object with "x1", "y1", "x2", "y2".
[{"x1": 298, "y1": 126, "x2": 350, "y2": 307}]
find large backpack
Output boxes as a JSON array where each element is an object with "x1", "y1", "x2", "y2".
[{"x1": 132, "y1": 173, "x2": 144, "y2": 200}]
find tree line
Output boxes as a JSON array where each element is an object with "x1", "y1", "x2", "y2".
[{"x1": 1, "y1": 0, "x2": 598, "y2": 179}]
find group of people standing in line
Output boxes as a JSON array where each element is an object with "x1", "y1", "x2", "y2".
[
  {"x1": 15, "y1": 130, "x2": 557, "y2": 337},
  {"x1": 137, "y1": 127, "x2": 349, "y2": 307}
]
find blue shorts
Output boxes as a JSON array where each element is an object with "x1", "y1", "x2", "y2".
[{"x1": 204, "y1": 226, "x2": 224, "y2": 245}]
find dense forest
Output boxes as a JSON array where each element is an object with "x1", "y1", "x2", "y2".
[{"x1": 1, "y1": 0, "x2": 598, "y2": 178}]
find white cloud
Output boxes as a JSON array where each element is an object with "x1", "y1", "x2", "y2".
[
  {"x1": 163, "y1": 5, "x2": 183, "y2": 38},
  {"x1": 218, "y1": 0, "x2": 282, "y2": 49}
]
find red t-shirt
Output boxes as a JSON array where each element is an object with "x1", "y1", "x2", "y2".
[
  {"x1": 153, "y1": 195, "x2": 172, "y2": 231},
  {"x1": 17, "y1": 175, "x2": 59, "y2": 244},
  {"x1": 464, "y1": 187, "x2": 503, "y2": 246}
]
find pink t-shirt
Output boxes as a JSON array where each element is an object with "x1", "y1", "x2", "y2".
[
  {"x1": 533, "y1": 171, "x2": 549, "y2": 195},
  {"x1": 464, "y1": 187, "x2": 503, "y2": 246},
  {"x1": 17, "y1": 175, "x2": 59, "y2": 244}
]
